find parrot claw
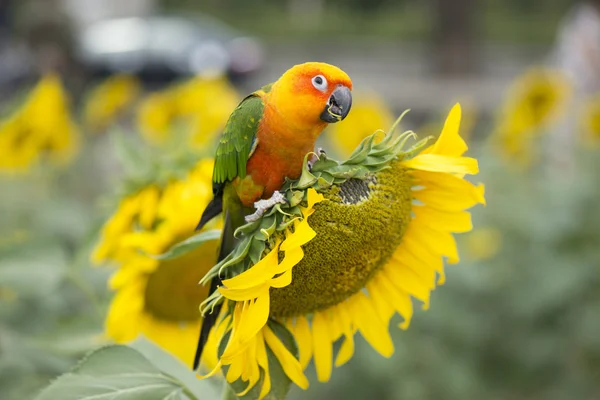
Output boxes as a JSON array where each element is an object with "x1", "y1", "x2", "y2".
[
  {"x1": 308, "y1": 148, "x2": 327, "y2": 171},
  {"x1": 245, "y1": 191, "x2": 287, "y2": 222}
]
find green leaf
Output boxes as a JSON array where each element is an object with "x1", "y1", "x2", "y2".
[
  {"x1": 131, "y1": 338, "x2": 220, "y2": 400},
  {"x1": 33, "y1": 345, "x2": 205, "y2": 400},
  {"x1": 154, "y1": 229, "x2": 221, "y2": 260}
]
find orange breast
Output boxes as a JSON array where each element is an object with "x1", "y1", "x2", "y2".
[{"x1": 233, "y1": 101, "x2": 326, "y2": 207}]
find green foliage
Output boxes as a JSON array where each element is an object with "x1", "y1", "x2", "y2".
[
  {"x1": 34, "y1": 340, "x2": 219, "y2": 400},
  {"x1": 154, "y1": 230, "x2": 222, "y2": 261},
  {"x1": 0, "y1": 148, "x2": 112, "y2": 400},
  {"x1": 110, "y1": 129, "x2": 207, "y2": 197}
]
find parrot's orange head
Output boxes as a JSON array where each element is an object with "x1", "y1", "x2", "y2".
[{"x1": 271, "y1": 62, "x2": 353, "y2": 132}]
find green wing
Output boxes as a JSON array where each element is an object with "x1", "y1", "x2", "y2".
[{"x1": 213, "y1": 90, "x2": 266, "y2": 184}]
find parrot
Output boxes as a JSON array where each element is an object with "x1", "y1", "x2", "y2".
[{"x1": 193, "y1": 62, "x2": 353, "y2": 370}]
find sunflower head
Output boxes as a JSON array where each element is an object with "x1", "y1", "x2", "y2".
[
  {"x1": 137, "y1": 76, "x2": 238, "y2": 147},
  {"x1": 84, "y1": 74, "x2": 141, "y2": 133},
  {"x1": 164, "y1": 104, "x2": 484, "y2": 399},
  {"x1": 0, "y1": 74, "x2": 79, "y2": 173},
  {"x1": 493, "y1": 68, "x2": 571, "y2": 165},
  {"x1": 94, "y1": 159, "x2": 223, "y2": 367}
]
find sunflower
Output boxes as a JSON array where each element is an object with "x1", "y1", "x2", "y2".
[
  {"x1": 137, "y1": 76, "x2": 239, "y2": 147},
  {"x1": 0, "y1": 74, "x2": 79, "y2": 173},
  {"x1": 326, "y1": 92, "x2": 394, "y2": 157},
  {"x1": 93, "y1": 159, "x2": 222, "y2": 367},
  {"x1": 182, "y1": 104, "x2": 484, "y2": 398},
  {"x1": 83, "y1": 74, "x2": 141, "y2": 133},
  {"x1": 494, "y1": 68, "x2": 570, "y2": 164}
]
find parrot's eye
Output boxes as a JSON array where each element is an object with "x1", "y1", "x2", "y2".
[{"x1": 312, "y1": 75, "x2": 328, "y2": 92}]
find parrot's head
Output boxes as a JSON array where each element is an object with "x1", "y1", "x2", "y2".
[{"x1": 271, "y1": 62, "x2": 353, "y2": 132}]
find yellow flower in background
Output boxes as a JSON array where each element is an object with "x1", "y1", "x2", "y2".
[
  {"x1": 84, "y1": 75, "x2": 141, "y2": 133},
  {"x1": 137, "y1": 76, "x2": 239, "y2": 147},
  {"x1": 581, "y1": 95, "x2": 600, "y2": 146},
  {"x1": 136, "y1": 91, "x2": 174, "y2": 144},
  {"x1": 0, "y1": 74, "x2": 79, "y2": 173},
  {"x1": 326, "y1": 92, "x2": 393, "y2": 157},
  {"x1": 494, "y1": 68, "x2": 570, "y2": 165},
  {"x1": 463, "y1": 227, "x2": 502, "y2": 261},
  {"x1": 93, "y1": 159, "x2": 222, "y2": 367},
  {"x1": 201, "y1": 104, "x2": 485, "y2": 397}
]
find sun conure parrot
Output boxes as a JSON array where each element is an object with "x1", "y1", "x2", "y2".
[{"x1": 193, "y1": 62, "x2": 353, "y2": 369}]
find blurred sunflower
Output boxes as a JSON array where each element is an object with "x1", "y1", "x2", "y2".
[
  {"x1": 463, "y1": 227, "x2": 502, "y2": 262},
  {"x1": 83, "y1": 74, "x2": 141, "y2": 133},
  {"x1": 326, "y1": 92, "x2": 394, "y2": 157},
  {"x1": 195, "y1": 104, "x2": 485, "y2": 398},
  {"x1": 581, "y1": 95, "x2": 600, "y2": 146},
  {"x1": 494, "y1": 68, "x2": 570, "y2": 164},
  {"x1": 0, "y1": 74, "x2": 79, "y2": 173},
  {"x1": 137, "y1": 76, "x2": 239, "y2": 147},
  {"x1": 93, "y1": 159, "x2": 222, "y2": 367}
]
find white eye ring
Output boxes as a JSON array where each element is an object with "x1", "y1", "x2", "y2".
[{"x1": 312, "y1": 75, "x2": 328, "y2": 91}]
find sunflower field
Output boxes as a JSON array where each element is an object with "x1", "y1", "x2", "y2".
[{"x1": 2, "y1": 4, "x2": 600, "y2": 399}]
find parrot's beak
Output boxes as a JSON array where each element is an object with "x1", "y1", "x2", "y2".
[{"x1": 320, "y1": 85, "x2": 352, "y2": 123}]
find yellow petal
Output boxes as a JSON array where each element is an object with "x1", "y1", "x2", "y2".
[
  {"x1": 333, "y1": 303, "x2": 355, "y2": 367},
  {"x1": 225, "y1": 352, "x2": 244, "y2": 382},
  {"x1": 273, "y1": 246, "x2": 304, "y2": 275},
  {"x1": 424, "y1": 103, "x2": 467, "y2": 157},
  {"x1": 270, "y1": 269, "x2": 293, "y2": 288},
  {"x1": 412, "y1": 205, "x2": 473, "y2": 233},
  {"x1": 256, "y1": 330, "x2": 271, "y2": 400},
  {"x1": 306, "y1": 188, "x2": 325, "y2": 210},
  {"x1": 413, "y1": 170, "x2": 486, "y2": 208},
  {"x1": 348, "y1": 292, "x2": 394, "y2": 357},
  {"x1": 221, "y1": 243, "x2": 280, "y2": 290},
  {"x1": 383, "y1": 262, "x2": 430, "y2": 311},
  {"x1": 385, "y1": 262, "x2": 435, "y2": 307},
  {"x1": 402, "y1": 231, "x2": 447, "y2": 285},
  {"x1": 237, "y1": 338, "x2": 260, "y2": 396},
  {"x1": 335, "y1": 333, "x2": 355, "y2": 367},
  {"x1": 219, "y1": 282, "x2": 271, "y2": 301},
  {"x1": 263, "y1": 325, "x2": 309, "y2": 390},
  {"x1": 410, "y1": 220, "x2": 460, "y2": 264},
  {"x1": 138, "y1": 185, "x2": 160, "y2": 229},
  {"x1": 403, "y1": 154, "x2": 479, "y2": 175},
  {"x1": 292, "y1": 316, "x2": 313, "y2": 370},
  {"x1": 311, "y1": 311, "x2": 333, "y2": 382},
  {"x1": 362, "y1": 280, "x2": 394, "y2": 323},
  {"x1": 235, "y1": 294, "x2": 270, "y2": 352},
  {"x1": 197, "y1": 360, "x2": 222, "y2": 379},
  {"x1": 279, "y1": 219, "x2": 317, "y2": 252},
  {"x1": 389, "y1": 249, "x2": 436, "y2": 290}
]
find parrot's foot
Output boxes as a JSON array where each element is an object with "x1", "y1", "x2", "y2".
[
  {"x1": 245, "y1": 191, "x2": 287, "y2": 223},
  {"x1": 308, "y1": 147, "x2": 327, "y2": 171}
]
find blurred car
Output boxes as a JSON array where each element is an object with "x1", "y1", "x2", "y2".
[{"x1": 74, "y1": 14, "x2": 264, "y2": 84}]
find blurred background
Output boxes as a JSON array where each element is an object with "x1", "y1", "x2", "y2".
[{"x1": 1, "y1": 0, "x2": 600, "y2": 399}]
